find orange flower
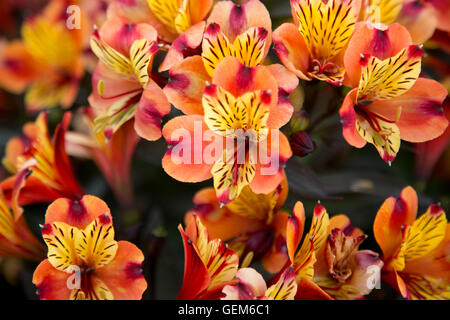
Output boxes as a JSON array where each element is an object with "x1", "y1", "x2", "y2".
[
  {"x1": 65, "y1": 107, "x2": 139, "y2": 206},
  {"x1": 177, "y1": 214, "x2": 239, "y2": 300},
  {"x1": 185, "y1": 177, "x2": 289, "y2": 274},
  {"x1": 162, "y1": 57, "x2": 294, "y2": 204},
  {"x1": 374, "y1": 186, "x2": 450, "y2": 299},
  {"x1": 339, "y1": 22, "x2": 448, "y2": 164},
  {"x1": 88, "y1": 16, "x2": 171, "y2": 141},
  {"x1": 32, "y1": 195, "x2": 147, "y2": 300},
  {"x1": 163, "y1": 0, "x2": 280, "y2": 116},
  {"x1": 0, "y1": 0, "x2": 85, "y2": 111},
  {"x1": 108, "y1": 0, "x2": 213, "y2": 71},
  {"x1": 313, "y1": 215, "x2": 383, "y2": 300},
  {"x1": 1, "y1": 112, "x2": 83, "y2": 219},
  {"x1": 222, "y1": 267, "x2": 297, "y2": 300},
  {"x1": 273, "y1": 0, "x2": 361, "y2": 85},
  {"x1": 0, "y1": 188, "x2": 45, "y2": 261}
]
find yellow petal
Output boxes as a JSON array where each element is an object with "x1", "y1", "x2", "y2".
[
  {"x1": 292, "y1": 0, "x2": 357, "y2": 61},
  {"x1": 129, "y1": 39, "x2": 157, "y2": 88},
  {"x1": 74, "y1": 214, "x2": 118, "y2": 269},
  {"x1": 147, "y1": 0, "x2": 184, "y2": 34},
  {"x1": 265, "y1": 267, "x2": 297, "y2": 300},
  {"x1": 42, "y1": 222, "x2": 79, "y2": 272},
  {"x1": 212, "y1": 150, "x2": 256, "y2": 203},
  {"x1": 202, "y1": 23, "x2": 235, "y2": 76},
  {"x1": 70, "y1": 276, "x2": 114, "y2": 300},
  {"x1": 357, "y1": 46, "x2": 423, "y2": 102},
  {"x1": 364, "y1": 0, "x2": 403, "y2": 25},
  {"x1": 356, "y1": 116, "x2": 401, "y2": 164},
  {"x1": 203, "y1": 84, "x2": 249, "y2": 137},
  {"x1": 403, "y1": 206, "x2": 447, "y2": 262},
  {"x1": 233, "y1": 27, "x2": 268, "y2": 68},
  {"x1": 90, "y1": 33, "x2": 134, "y2": 78}
]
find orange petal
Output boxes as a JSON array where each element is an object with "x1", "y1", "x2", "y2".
[
  {"x1": 189, "y1": 188, "x2": 265, "y2": 240},
  {"x1": 32, "y1": 259, "x2": 71, "y2": 300},
  {"x1": 98, "y1": 17, "x2": 157, "y2": 56},
  {"x1": 45, "y1": 195, "x2": 111, "y2": 230},
  {"x1": 162, "y1": 115, "x2": 216, "y2": 183},
  {"x1": 373, "y1": 186, "x2": 418, "y2": 260},
  {"x1": 266, "y1": 64, "x2": 298, "y2": 129},
  {"x1": 250, "y1": 132, "x2": 292, "y2": 194},
  {"x1": 96, "y1": 241, "x2": 147, "y2": 300},
  {"x1": 262, "y1": 211, "x2": 289, "y2": 274},
  {"x1": 0, "y1": 40, "x2": 37, "y2": 93},
  {"x1": 164, "y1": 55, "x2": 210, "y2": 115},
  {"x1": 177, "y1": 224, "x2": 211, "y2": 299},
  {"x1": 431, "y1": 0, "x2": 450, "y2": 32},
  {"x1": 273, "y1": 23, "x2": 311, "y2": 81},
  {"x1": 53, "y1": 112, "x2": 84, "y2": 198},
  {"x1": 88, "y1": 62, "x2": 143, "y2": 116},
  {"x1": 286, "y1": 201, "x2": 306, "y2": 263},
  {"x1": 222, "y1": 267, "x2": 267, "y2": 300},
  {"x1": 295, "y1": 277, "x2": 333, "y2": 300},
  {"x1": 134, "y1": 80, "x2": 171, "y2": 141},
  {"x1": 397, "y1": 2, "x2": 437, "y2": 44},
  {"x1": 159, "y1": 21, "x2": 206, "y2": 72},
  {"x1": 365, "y1": 78, "x2": 448, "y2": 143},
  {"x1": 212, "y1": 57, "x2": 278, "y2": 114},
  {"x1": 344, "y1": 22, "x2": 412, "y2": 88},
  {"x1": 0, "y1": 175, "x2": 61, "y2": 207},
  {"x1": 339, "y1": 88, "x2": 367, "y2": 148},
  {"x1": 207, "y1": 0, "x2": 272, "y2": 48}
]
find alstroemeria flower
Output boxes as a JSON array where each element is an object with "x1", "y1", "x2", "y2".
[
  {"x1": 0, "y1": 189, "x2": 45, "y2": 261},
  {"x1": 88, "y1": 16, "x2": 171, "y2": 141},
  {"x1": 107, "y1": 0, "x2": 213, "y2": 71},
  {"x1": 222, "y1": 267, "x2": 297, "y2": 300},
  {"x1": 32, "y1": 195, "x2": 147, "y2": 300},
  {"x1": 273, "y1": 0, "x2": 361, "y2": 85},
  {"x1": 164, "y1": 0, "x2": 278, "y2": 116},
  {"x1": 339, "y1": 22, "x2": 448, "y2": 164},
  {"x1": 177, "y1": 214, "x2": 239, "y2": 300},
  {"x1": 65, "y1": 107, "x2": 139, "y2": 206},
  {"x1": 374, "y1": 186, "x2": 450, "y2": 300},
  {"x1": 162, "y1": 57, "x2": 293, "y2": 204},
  {"x1": 0, "y1": 112, "x2": 83, "y2": 219},
  {"x1": 0, "y1": 0, "x2": 85, "y2": 111},
  {"x1": 313, "y1": 215, "x2": 383, "y2": 300},
  {"x1": 185, "y1": 177, "x2": 289, "y2": 273}
]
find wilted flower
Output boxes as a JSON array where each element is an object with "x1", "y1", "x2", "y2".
[{"x1": 313, "y1": 215, "x2": 383, "y2": 300}]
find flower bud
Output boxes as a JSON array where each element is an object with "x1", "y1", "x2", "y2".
[
  {"x1": 290, "y1": 131, "x2": 316, "y2": 157},
  {"x1": 290, "y1": 109, "x2": 310, "y2": 133}
]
